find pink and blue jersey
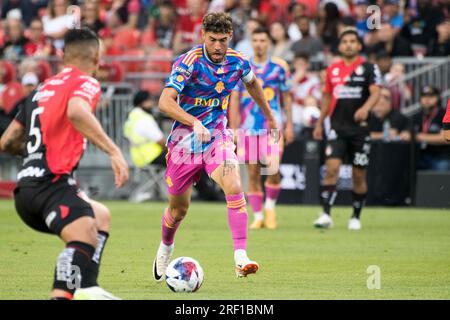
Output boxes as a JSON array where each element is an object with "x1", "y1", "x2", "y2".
[
  {"x1": 165, "y1": 44, "x2": 254, "y2": 153},
  {"x1": 235, "y1": 57, "x2": 291, "y2": 134}
]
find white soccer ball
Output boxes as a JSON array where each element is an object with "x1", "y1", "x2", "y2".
[
  {"x1": 302, "y1": 105, "x2": 321, "y2": 128},
  {"x1": 165, "y1": 257, "x2": 204, "y2": 293}
]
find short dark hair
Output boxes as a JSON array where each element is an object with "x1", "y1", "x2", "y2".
[
  {"x1": 252, "y1": 27, "x2": 271, "y2": 38},
  {"x1": 202, "y1": 12, "x2": 233, "y2": 34},
  {"x1": 338, "y1": 28, "x2": 362, "y2": 45},
  {"x1": 63, "y1": 28, "x2": 100, "y2": 61},
  {"x1": 294, "y1": 53, "x2": 310, "y2": 62}
]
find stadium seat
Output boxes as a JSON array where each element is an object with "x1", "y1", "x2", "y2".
[
  {"x1": 0, "y1": 60, "x2": 17, "y2": 84},
  {"x1": 1, "y1": 82, "x2": 24, "y2": 114},
  {"x1": 112, "y1": 28, "x2": 141, "y2": 52},
  {"x1": 120, "y1": 48, "x2": 145, "y2": 73}
]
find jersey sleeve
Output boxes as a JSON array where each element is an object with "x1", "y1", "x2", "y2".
[
  {"x1": 240, "y1": 58, "x2": 255, "y2": 84},
  {"x1": 165, "y1": 54, "x2": 194, "y2": 93},
  {"x1": 443, "y1": 99, "x2": 450, "y2": 130},
  {"x1": 279, "y1": 64, "x2": 292, "y2": 92},
  {"x1": 368, "y1": 63, "x2": 382, "y2": 87},
  {"x1": 13, "y1": 102, "x2": 25, "y2": 126},
  {"x1": 323, "y1": 67, "x2": 333, "y2": 94},
  {"x1": 69, "y1": 77, "x2": 102, "y2": 112}
]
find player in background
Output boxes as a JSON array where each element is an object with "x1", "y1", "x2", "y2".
[
  {"x1": 153, "y1": 12, "x2": 278, "y2": 280},
  {"x1": 443, "y1": 98, "x2": 450, "y2": 142},
  {"x1": 229, "y1": 27, "x2": 293, "y2": 230},
  {"x1": 0, "y1": 28, "x2": 129, "y2": 300},
  {"x1": 313, "y1": 29, "x2": 381, "y2": 230}
]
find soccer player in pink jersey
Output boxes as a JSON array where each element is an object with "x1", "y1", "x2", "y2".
[{"x1": 153, "y1": 12, "x2": 278, "y2": 279}]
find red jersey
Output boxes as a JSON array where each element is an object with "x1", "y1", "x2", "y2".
[
  {"x1": 443, "y1": 98, "x2": 450, "y2": 130},
  {"x1": 14, "y1": 66, "x2": 101, "y2": 185}
]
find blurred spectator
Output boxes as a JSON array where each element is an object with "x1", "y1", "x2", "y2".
[
  {"x1": 43, "y1": 0, "x2": 77, "y2": 51},
  {"x1": 123, "y1": 90, "x2": 166, "y2": 168},
  {"x1": 369, "y1": 87, "x2": 411, "y2": 141},
  {"x1": 270, "y1": 21, "x2": 294, "y2": 63},
  {"x1": 384, "y1": 62, "x2": 412, "y2": 110},
  {"x1": 413, "y1": 85, "x2": 450, "y2": 171},
  {"x1": 287, "y1": 2, "x2": 308, "y2": 42},
  {"x1": 1, "y1": 0, "x2": 47, "y2": 27},
  {"x1": 375, "y1": 51, "x2": 392, "y2": 78},
  {"x1": 81, "y1": 0, "x2": 105, "y2": 34},
  {"x1": 382, "y1": 0, "x2": 404, "y2": 33},
  {"x1": 291, "y1": 16, "x2": 324, "y2": 58},
  {"x1": 98, "y1": 27, "x2": 121, "y2": 56},
  {"x1": 320, "y1": 0, "x2": 350, "y2": 17},
  {"x1": 317, "y1": 2, "x2": 341, "y2": 49},
  {"x1": 1, "y1": 15, "x2": 27, "y2": 60},
  {"x1": 141, "y1": 1, "x2": 177, "y2": 51},
  {"x1": 235, "y1": 17, "x2": 261, "y2": 58},
  {"x1": 290, "y1": 53, "x2": 321, "y2": 136},
  {"x1": 365, "y1": 22, "x2": 413, "y2": 57},
  {"x1": 401, "y1": 0, "x2": 443, "y2": 57},
  {"x1": 9, "y1": 71, "x2": 39, "y2": 119},
  {"x1": 229, "y1": 0, "x2": 260, "y2": 46},
  {"x1": 353, "y1": 0, "x2": 370, "y2": 39},
  {"x1": 23, "y1": 18, "x2": 55, "y2": 58},
  {"x1": 428, "y1": 19, "x2": 450, "y2": 56},
  {"x1": 172, "y1": 0, "x2": 207, "y2": 55}
]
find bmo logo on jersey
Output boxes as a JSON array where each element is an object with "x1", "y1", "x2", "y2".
[{"x1": 333, "y1": 85, "x2": 363, "y2": 99}]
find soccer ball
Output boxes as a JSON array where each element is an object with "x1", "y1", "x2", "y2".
[
  {"x1": 165, "y1": 257, "x2": 204, "y2": 293},
  {"x1": 302, "y1": 105, "x2": 321, "y2": 128}
]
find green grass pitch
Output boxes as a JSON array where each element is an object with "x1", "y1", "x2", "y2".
[{"x1": 0, "y1": 200, "x2": 449, "y2": 300}]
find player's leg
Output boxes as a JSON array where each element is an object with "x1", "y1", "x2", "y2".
[
  {"x1": 263, "y1": 134, "x2": 284, "y2": 229},
  {"x1": 210, "y1": 159, "x2": 259, "y2": 277},
  {"x1": 247, "y1": 163, "x2": 264, "y2": 229},
  {"x1": 348, "y1": 135, "x2": 371, "y2": 230},
  {"x1": 78, "y1": 199, "x2": 111, "y2": 289},
  {"x1": 314, "y1": 138, "x2": 345, "y2": 228},
  {"x1": 153, "y1": 187, "x2": 192, "y2": 281}
]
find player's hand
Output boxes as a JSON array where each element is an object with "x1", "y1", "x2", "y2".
[
  {"x1": 354, "y1": 107, "x2": 370, "y2": 122},
  {"x1": 313, "y1": 124, "x2": 323, "y2": 140},
  {"x1": 284, "y1": 122, "x2": 295, "y2": 146},
  {"x1": 193, "y1": 120, "x2": 211, "y2": 143},
  {"x1": 267, "y1": 116, "x2": 281, "y2": 144},
  {"x1": 110, "y1": 149, "x2": 129, "y2": 188}
]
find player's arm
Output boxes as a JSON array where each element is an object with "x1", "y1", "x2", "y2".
[
  {"x1": 158, "y1": 87, "x2": 211, "y2": 142},
  {"x1": 354, "y1": 85, "x2": 381, "y2": 122},
  {"x1": 282, "y1": 91, "x2": 294, "y2": 145},
  {"x1": 0, "y1": 120, "x2": 25, "y2": 155},
  {"x1": 444, "y1": 129, "x2": 450, "y2": 142},
  {"x1": 67, "y1": 97, "x2": 129, "y2": 188},
  {"x1": 244, "y1": 76, "x2": 277, "y2": 130},
  {"x1": 313, "y1": 92, "x2": 331, "y2": 140},
  {"x1": 228, "y1": 90, "x2": 241, "y2": 130}
]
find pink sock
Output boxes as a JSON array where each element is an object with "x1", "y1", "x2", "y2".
[
  {"x1": 247, "y1": 192, "x2": 263, "y2": 213},
  {"x1": 226, "y1": 192, "x2": 248, "y2": 251},
  {"x1": 161, "y1": 208, "x2": 180, "y2": 246},
  {"x1": 265, "y1": 182, "x2": 281, "y2": 201}
]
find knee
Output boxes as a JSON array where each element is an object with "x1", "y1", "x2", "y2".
[
  {"x1": 169, "y1": 206, "x2": 188, "y2": 223},
  {"x1": 326, "y1": 167, "x2": 339, "y2": 181},
  {"x1": 94, "y1": 203, "x2": 111, "y2": 231},
  {"x1": 224, "y1": 179, "x2": 243, "y2": 195}
]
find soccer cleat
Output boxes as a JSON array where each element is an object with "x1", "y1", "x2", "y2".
[
  {"x1": 249, "y1": 219, "x2": 264, "y2": 230},
  {"x1": 313, "y1": 213, "x2": 333, "y2": 229},
  {"x1": 348, "y1": 217, "x2": 362, "y2": 230},
  {"x1": 235, "y1": 260, "x2": 259, "y2": 278},
  {"x1": 152, "y1": 242, "x2": 174, "y2": 282},
  {"x1": 264, "y1": 208, "x2": 277, "y2": 229},
  {"x1": 73, "y1": 286, "x2": 121, "y2": 300}
]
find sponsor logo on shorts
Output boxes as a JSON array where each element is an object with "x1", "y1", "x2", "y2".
[{"x1": 45, "y1": 211, "x2": 57, "y2": 228}]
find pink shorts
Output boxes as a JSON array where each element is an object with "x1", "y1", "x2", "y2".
[
  {"x1": 165, "y1": 135, "x2": 238, "y2": 195},
  {"x1": 236, "y1": 132, "x2": 284, "y2": 164}
]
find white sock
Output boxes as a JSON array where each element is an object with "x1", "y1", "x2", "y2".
[
  {"x1": 159, "y1": 242, "x2": 174, "y2": 253},
  {"x1": 253, "y1": 211, "x2": 263, "y2": 221},
  {"x1": 265, "y1": 198, "x2": 276, "y2": 210},
  {"x1": 234, "y1": 249, "x2": 248, "y2": 264}
]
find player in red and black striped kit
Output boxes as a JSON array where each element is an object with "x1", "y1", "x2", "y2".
[
  {"x1": 443, "y1": 99, "x2": 450, "y2": 142},
  {"x1": 313, "y1": 29, "x2": 381, "y2": 230},
  {"x1": 0, "y1": 29, "x2": 129, "y2": 299}
]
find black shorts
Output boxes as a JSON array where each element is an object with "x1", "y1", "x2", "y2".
[
  {"x1": 14, "y1": 175, "x2": 94, "y2": 235},
  {"x1": 325, "y1": 133, "x2": 371, "y2": 168}
]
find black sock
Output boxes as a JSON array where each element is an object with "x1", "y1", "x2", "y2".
[
  {"x1": 352, "y1": 192, "x2": 367, "y2": 219},
  {"x1": 81, "y1": 231, "x2": 109, "y2": 288},
  {"x1": 53, "y1": 241, "x2": 95, "y2": 297},
  {"x1": 320, "y1": 185, "x2": 337, "y2": 216}
]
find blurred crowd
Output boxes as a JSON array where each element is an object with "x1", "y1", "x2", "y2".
[{"x1": 1, "y1": 0, "x2": 450, "y2": 171}]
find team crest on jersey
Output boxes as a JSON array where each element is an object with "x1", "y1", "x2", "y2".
[
  {"x1": 217, "y1": 67, "x2": 224, "y2": 74},
  {"x1": 355, "y1": 66, "x2": 364, "y2": 75},
  {"x1": 332, "y1": 67, "x2": 340, "y2": 76},
  {"x1": 176, "y1": 75, "x2": 184, "y2": 83},
  {"x1": 215, "y1": 81, "x2": 225, "y2": 93}
]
